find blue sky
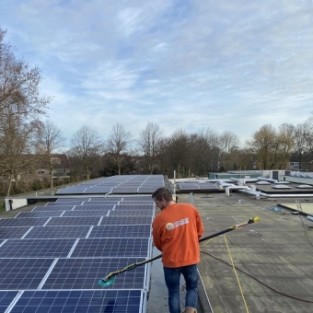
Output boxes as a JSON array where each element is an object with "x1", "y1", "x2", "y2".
[{"x1": 1, "y1": 0, "x2": 313, "y2": 148}]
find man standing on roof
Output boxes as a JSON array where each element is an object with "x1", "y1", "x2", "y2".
[{"x1": 152, "y1": 187, "x2": 204, "y2": 313}]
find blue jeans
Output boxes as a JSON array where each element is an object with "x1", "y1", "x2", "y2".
[{"x1": 163, "y1": 264, "x2": 198, "y2": 313}]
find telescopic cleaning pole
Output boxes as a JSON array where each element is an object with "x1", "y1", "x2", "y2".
[{"x1": 98, "y1": 216, "x2": 260, "y2": 287}]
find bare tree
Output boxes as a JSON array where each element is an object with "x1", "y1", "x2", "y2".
[
  {"x1": 69, "y1": 125, "x2": 104, "y2": 180},
  {"x1": 106, "y1": 123, "x2": 132, "y2": 175},
  {"x1": 0, "y1": 28, "x2": 50, "y2": 194},
  {"x1": 218, "y1": 131, "x2": 240, "y2": 171},
  {"x1": 0, "y1": 29, "x2": 50, "y2": 120},
  {"x1": 0, "y1": 113, "x2": 39, "y2": 195},
  {"x1": 276, "y1": 123, "x2": 295, "y2": 168},
  {"x1": 293, "y1": 123, "x2": 308, "y2": 170},
  {"x1": 34, "y1": 120, "x2": 65, "y2": 188},
  {"x1": 137, "y1": 122, "x2": 162, "y2": 174},
  {"x1": 247, "y1": 124, "x2": 277, "y2": 169},
  {"x1": 219, "y1": 131, "x2": 240, "y2": 154}
]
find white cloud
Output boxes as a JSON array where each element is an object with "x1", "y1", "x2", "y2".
[{"x1": 1, "y1": 0, "x2": 313, "y2": 147}]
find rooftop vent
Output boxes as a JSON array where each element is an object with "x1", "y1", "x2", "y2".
[
  {"x1": 296, "y1": 184, "x2": 313, "y2": 189},
  {"x1": 256, "y1": 181, "x2": 271, "y2": 185},
  {"x1": 272, "y1": 184, "x2": 291, "y2": 189}
]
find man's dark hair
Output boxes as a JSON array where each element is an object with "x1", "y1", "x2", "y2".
[{"x1": 152, "y1": 187, "x2": 172, "y2": 201}]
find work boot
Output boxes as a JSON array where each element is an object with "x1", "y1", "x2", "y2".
[{"x1": 182, "y1": 307, "x2": 197, "y2": 313}]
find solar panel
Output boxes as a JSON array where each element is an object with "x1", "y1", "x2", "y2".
[
  {"x1": 32, "y1": 205, "x2": 75, "y2": 211},
  {"x1": 10, "y1": 290, "x2": 144, "y2": 313},
  {"x1": 0, "y1": 227, "x2": 31, "y2": 239},
  {"x1": 73, "y1": 204, "x2": 114, "y2": 211},
  {"x1": 0, "y1": 217, "x2": 49, "y2": 227},
  {"x1": 0, "y1": 179, "x2": 158, "y2": 312},
  {"x1": 63, "y1": 211, "x2": 109, "y2": 217},
  {"x1": 55, "y1": 199, "x2": 86, "y2": 205},
  {"x1": 42, "y1": 258, "x2": 147, "y2": 289},
  {"x1": 71, "y1": 238, "x2": 150, "y2": 258},
  {"x1": 100, "y1": 216, "x2": 154, "y2": 225},
  {"x1": 0, "y1": 291, "x2": 18, "y2": 312},
  {"x1": 47, "y1": 217, "x2": 101, "y2": 226},
  {"x1": 138, "y1": 186, "x2": 160, "y2": 193},
  {"x1": 88, "y1": 198, "x2": 121, "y2": 202},
  {"x1": 0, "y1": 239, "x2": 76, "y2": 258},
  {"x1": 56, "y1": 187, "x2": 88, "y2": 195},
  {"x1": 25, "y1": 226, "x2": 91, "y2": 239},
  {"x1": 0, "y1": 258, "x2": 54, "y2": 289},
  {"x1": 114, "y1": 204, "x2": 154, "y2": 210},
  {"x1": 16, "y1": 211, "x2": 63, "y2": 218},
  {"x1": 83, "y1": 186, "x2": 113, "y2": 193},
  {"x1": 111, "y1": 187, "x2": 140, "y2": 193},
  {"x1": 108, "y1": 210, "x2": 153, "y2": 217},
  {"x1": 89, "y1": 225, "x2": 151, "y2": 238}
]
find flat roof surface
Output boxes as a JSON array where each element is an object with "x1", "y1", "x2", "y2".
[{"x1": 191, "y1": 192, "x2": 313, "y2": 313}]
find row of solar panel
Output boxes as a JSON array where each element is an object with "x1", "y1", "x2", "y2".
[
  {"x1": 0, "y1": 193, "x2": 157, "y2": 312},
  {"x1": 177, "y1": 182, "x2": 219, "y2": 190},
  {"x1": 56, "y1": 174, "x2": 164, "y2": 195},
  {"x1": 0, "y1": 225, "x2": 152, "y2": 239},
  {"x1": 0, "y1": 290, "x2": 144, "y2": 313},
  {"x1": 0, "y1": 238, "x2": 151, "y2": 258}
]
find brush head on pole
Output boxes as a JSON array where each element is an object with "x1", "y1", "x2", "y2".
[{"x1": 98, "y1": 276, "x2": 116, "y2": 287}]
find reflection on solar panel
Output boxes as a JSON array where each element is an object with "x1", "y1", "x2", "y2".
[
  {"x1": 71, "y1": 238, "x2": 150, "y2": 258},
  {"x1": 42, "y1": 258, "x2": 147, "y2": 289},
  {"x1": 0, "y1": 259, "x2": 54, "y2": 289},
  {"x1": 89, "y1": 225, "x2": 151, "y2": 238},
  {"x1": 11, "y1": 290, "x2": 143, "y2": 313}
]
